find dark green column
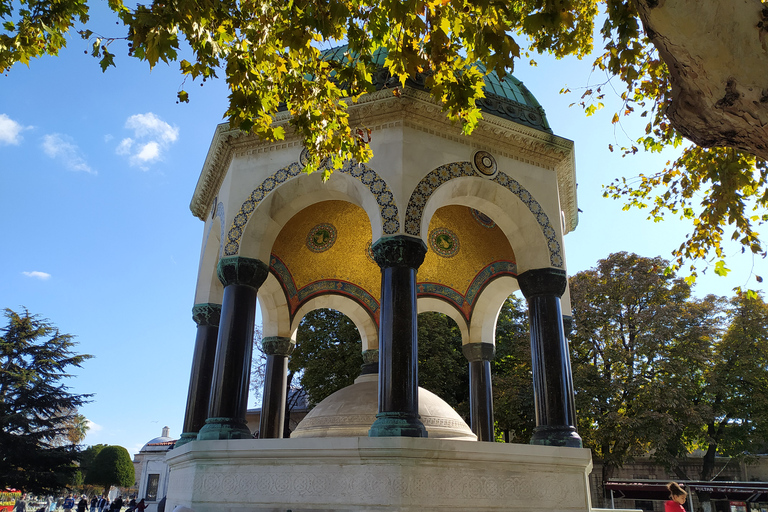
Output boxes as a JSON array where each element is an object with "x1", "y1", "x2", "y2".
[
  {"x1": 368, "y1": 235, "x2": 428, "y2": 438},
  {"x1": 258, "y1": 336, "x2": 294, "y2": 439},
  {"x1": 198, "y1": 256, "x2": 269, "y2": 440},
  {"x1": 176, "y1": 303, "x2": 221, "y2": 447},
  {"x1": 518, "y1": 267, "x2": 581, "y2": 448},
  {"x1": 462, "y1": 342, "x2": 496, "y2": 442}
]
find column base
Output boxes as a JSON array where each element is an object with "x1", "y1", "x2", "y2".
[
  {"x1": 368, "y1": 412, "x2": 428, "y2": 438},
  {"x1": 529, "y1": 425, "x2": 582, "y2": 448},
  {"x1": 174, "y1": 432, "x2": 198, "y2": 448},
  {"x1": 197, "y1": 417, "x2": 252, "y2": 440}
]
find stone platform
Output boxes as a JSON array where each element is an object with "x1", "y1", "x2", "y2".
[{"x1": 165, "y1": 437, "x2": 594, "y2": 511}]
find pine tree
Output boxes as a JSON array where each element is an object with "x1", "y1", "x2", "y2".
[{"x1": 0, "y1": 308, "x2": 93, "y2": 493}]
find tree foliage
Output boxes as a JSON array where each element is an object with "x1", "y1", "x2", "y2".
[
  {"x1": 290, "y1": 308, "x2": 363, "y2": 406},
  {"x1": 84, "y1": 445, "x2": 134, "y2": 493},
  {"x1": 492, "y1": 294, "x2": 534, "y2": 444},
  {"x1": 569, "y1": 252, "x2": 768, "y2": 504},
  {"x1": 0, "y1": 308, "x2": 93, "y2": 494},
  {"x1": 416, "y1": 312, "x2": 467, "y2": 412},
  {"x1": 651, "y1": 292, "x2": 768, "y2": 483},
  {"x1": 3, "y1": 0, "x2": 765, "y2": 276}
]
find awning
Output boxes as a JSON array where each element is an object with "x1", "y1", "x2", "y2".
[{"x1": 605, "y1": 480, "x2": 768, "y2": 502}]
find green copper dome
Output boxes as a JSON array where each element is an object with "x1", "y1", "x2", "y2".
[{"x1": 322, "y1": 45, "x2": 551, "y2": 133}]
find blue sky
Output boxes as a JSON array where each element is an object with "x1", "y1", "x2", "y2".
[{"x1": 1, "y1": 6, "x2": 765, "y2": 456}]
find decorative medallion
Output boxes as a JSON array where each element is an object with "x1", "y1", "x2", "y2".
[
  {"x1": 306, "y1": 223, "x2": 337, "y2": 253},
  {"x1": 471, "y1": 208, "x2": 496, "y2": 228},
  {"x1": 472, "y1": 150, "x2": 498, "y2": 178},
  {"x1": 366, "y1": 240, "x2": 376, "y2": 263},
  {"x1": 299, "y1": 147, "x2": 310, "y2": 168},
  {"x1": 429, "y1": 227, "x2": 460, "y2": 258}
]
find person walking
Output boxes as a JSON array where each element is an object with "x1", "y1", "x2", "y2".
[
  {"x1": 62, "y1": 495, "x2": 75, "y2": 512},
  {"x1": 135, "y1": 500, "x2": 146, "y2": 512},
  {"x1": 665, "y1": 482, "x2": 688, "y2": 512},
  {"x1": 89, "y1": 497, "x2": 97, "y2": 512},
  {"x1": 14, "y1": 494, "x2": 28, "y2": 512},
  {"x1": 109, "y1": 496, "x2": 122, "y2": 512},
  {"x1": 97, "y1": 497, "x2": 108, "y2": 512},
  {"x1": 76, "y1": 497, "x2": 87, "y2": 512}
]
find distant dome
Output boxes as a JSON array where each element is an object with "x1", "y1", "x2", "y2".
[
  {"x1": 291, "y1": 373, "x2": 476, "y2": 440},
  {"x1": 140, "y1": 426, "x2": 176, "y2": 452},
  {"x1": 322, "y1": 45, "x2": 551, "y2": 133}
]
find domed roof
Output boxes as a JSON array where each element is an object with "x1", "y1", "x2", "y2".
[
  {"x1": 291, "y1": 373, "x2": 476, "y2": 440},
  {"x1": 322, "y1": 45, "x2": 551, "y2": 132},
  {"x1": 140, "y1": 426, "x2": 176, "y2": 452}
]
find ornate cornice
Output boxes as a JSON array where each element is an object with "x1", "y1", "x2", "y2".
[{"x1": 190, "y1": 86, "x2": 578, "y2": 233}]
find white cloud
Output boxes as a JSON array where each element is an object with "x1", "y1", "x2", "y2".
[
  {"x1": 22, "y1": 271, "x2": 51, "y2": 280},
  {"x1": 85, "y1": 419, "x2": 103, "y2": 432},
  {"x1": 117, "y1": 113, "x2": 179, "y2": 169},
  {"x1": 42, "y1": 134, "x2": 95, "y2": 174},
  {"x1": 0, "y1": 113, "x2": 29, "y2": 145},
  {"x1": 136, "y1": 141, "x2": 160, "y2": 162}
]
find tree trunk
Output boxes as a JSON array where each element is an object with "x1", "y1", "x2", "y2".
[{"x1": 633, "y1": 0, "x2": 768, "y2": 160}]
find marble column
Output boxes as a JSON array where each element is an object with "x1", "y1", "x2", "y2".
[
  {"x1": 518, "y1": 267, "x2": 581, "y2": 448},
  {"x1": 462, "y1": 342, "x2": 496, "y2": 442},
  {"x1": 198, "y1": 256, "x2": 269, "y2": 440},
  {"x1": 176, "y1": 303, "x2": 222, "y2": 447},
  {"x1": 368, "y1": 235, "x2": 428, "y2": 438},
  {"x1": 258, "y1": 336, "x2": 295, "y2": 439}
]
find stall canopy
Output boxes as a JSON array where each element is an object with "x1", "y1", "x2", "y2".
[{"x1": 605, "y1": 480, "x2": 768, "y2": 502}]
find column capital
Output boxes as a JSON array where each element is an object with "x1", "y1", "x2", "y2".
[
  {"x1": 217, "y1": 256, "x2": 269, "y2": 289},
  {"x1": 462, "y1": 342, "x2": 496, "y2": 362},
  {"x1": 262, "y1": 336, "x2": 295, "y2": 357},
  {"x1": 517, "y1": 267, "x2": 567, "y2": 299},
  {"x1": 192, "y1": 303, "x2": 222, "y2": 327},
  {"x1": 371, "y1": 235, "x2": 427, "y2": 269},
  {"x1": 361, "y1": 349, "x2": 379, "y2": 375}
]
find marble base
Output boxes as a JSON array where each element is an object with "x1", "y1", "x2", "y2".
[{"x1": 165, "y1": 437, "x2": 594, "y2": 511}]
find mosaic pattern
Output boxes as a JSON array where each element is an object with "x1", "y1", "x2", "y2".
[
  {"x1": 404, "y1": 162, "x2": 563, "y2": 268},
  {"x1": 306, "y1": 223, "x2": 337, "y2": 253},
  {"x1": 464, "y1": 261, "x2": 518, "y2": 306},
  {"x1": 471, "y1": 208, "x2": 496, "y2": 228},
  {"x1": 417, "y1": 260, "x2": 517, "y2": 321},
  {"x1": 365, "y1": 240, "x2": 375, "y2": 264},
  {"x1": 429, "y1": 227, "x2": 460, "y2": 258},
  {"x1": 270, "y1": 254, "x2": 380, "y2": 324},
  {"x1": 224, "y1": 160, "x2": 399, "y2": 256}
]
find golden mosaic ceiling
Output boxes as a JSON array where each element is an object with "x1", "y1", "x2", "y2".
[
  {"x1": 271, "y1": 201, "x2": 516, "y2": 315},
  {"x1": 271, "y1": 201, "x2": 381, "y2": 297},
  {"x1": 420, "y1": 205, "x2": 515, "y2": 295}
]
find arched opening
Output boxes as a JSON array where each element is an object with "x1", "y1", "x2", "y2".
[{"x1": 416, "y1": 311, "x2": 469, "y2": 422}]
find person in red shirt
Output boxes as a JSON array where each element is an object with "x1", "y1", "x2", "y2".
[{"x1": 665, "y1": 482, "x2": 688, "y2": 512}]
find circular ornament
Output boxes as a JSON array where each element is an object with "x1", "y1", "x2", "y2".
[
  {"x1": 472, "y1": 150, "x2": 498, "y2": 178},
  {"x1": 429, "y1": 227, "x2": 460, "y2": 258},
  {"x1": 366, "y1": 240, "x2": 376, "y2": 263},
  {"x1": 306, "y1": 223, "x2": 337, "y2": 253},
  {"x1": 471, "y1": 208, "x2": 496, "y2": 228},
  {"x1": 299, "y1": 147, "x2": 310, "y2": 168}
]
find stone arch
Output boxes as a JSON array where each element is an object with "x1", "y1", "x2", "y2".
[
  {"x1": 404, "y1": 162, "x2": 563, "y2": 270},
  {"x1": 258, "y1": 272, "x2": 293, "y2": 339},
  {"x1": 291, "y1": 296, "x2": 379, "y2": 352},
  {"x1": 223, "y1": 160, "x2": 400, "y2": 260},
  {"x1": 417, "y1": 297, "x2": 469, "y2": 346},
  {"x1": 194, "y1": 201, "x2": 225, "y2": 304},
  {"x1": 468, "y1": 275, "x2": 520, "y2": 346}
]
